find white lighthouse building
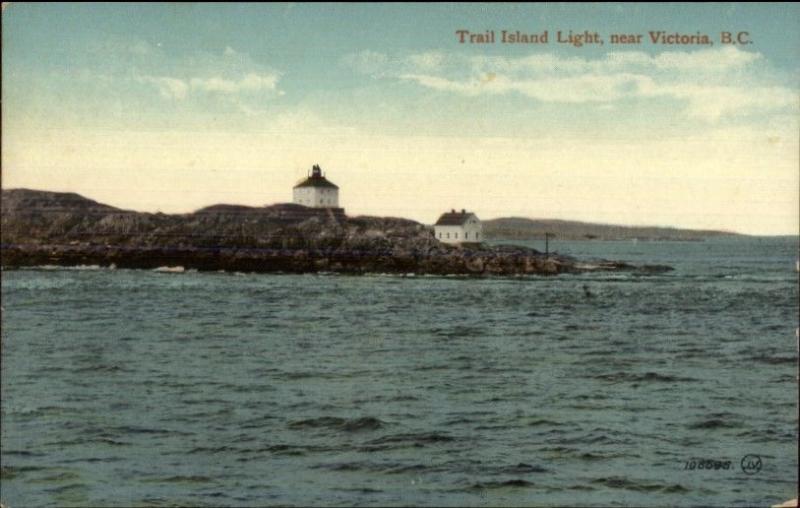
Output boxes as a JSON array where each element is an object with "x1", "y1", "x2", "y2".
[
  {"x1": 292, "y1": 164, "x2": 339, "y2": 208},
  {"x1": 434, "y1": 209, "x2": 482, "y2": 244}
]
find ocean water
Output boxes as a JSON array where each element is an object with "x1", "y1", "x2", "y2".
[{"x1": 1, "y1": 236, "x2": 798, "y2": 507}]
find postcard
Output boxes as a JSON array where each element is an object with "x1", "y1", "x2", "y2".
[{"x1": 1, "y1": 3, "x2": 798, "y2": 507}]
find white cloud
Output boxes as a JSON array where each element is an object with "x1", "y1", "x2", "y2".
[
  {"x1": 190, "y1": 73, "x2": 280, "y2": 94},
  {"x1": 649, "y1": 46, "x2": 761, "y2": 71},
  {"x1": 137, "y1": 75, "x2": 189, "y2": 100},
  {"x1": 345, "y1": 46, "x2": 795, "y2": 123},
  {"x1": 400, "y1": 71, "x2": 654, "y2": 103},
  {"x1": 406, "y1": 51, "x2": 445, "y2": 72},
  {"x1": 133, "y1": 46, "x2": 283, "y2": 104},
  {"x1": 650, "y1": 83, "x2": 798, "y2": 121}
]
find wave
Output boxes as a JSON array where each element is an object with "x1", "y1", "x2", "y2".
[
  {"x1": 577, "y1": 451, "x2": 633, "y2": 461},
  {"x1": 687, "y1": 418, "x2": 742, "y2": 430},
  {"x1": 74, "y1": 364, "x2": 129, "y2": 374},
  {"x1": 1, "y1": 449, "x2": 47, "y2": 457},
  {"x1": 186, "y1": 446, "x2": 241, "y2": 455},
  {"x1": 527, "y1": 418, "x2": 561, "y2": 427},
  {"x1": 334, "y1": 487, "x2": 384, "y2": 494},
  {"x1": 29, "y1": 264, "x2": 111, "y2": 271},
  {"x1": 310, "y1": 459, "x2": 445, "y2": 475},
  {"x1": 311, "y1": 461, "x2": 366, "y2": 472},
  {"x1": 238, "y1": 415, "x2": 279, "y2": 430},
  {"x1": 245, "y1": 444, "x2": 325, "y2": 456},
  {"x1": 44, "y1": 483, "x2": 91, "y2": 494},
  {"x1": 287, "y1": 416, "x2": 385, "y2": 432},
  {"x1": 496, "y1": 463, "x2": 548, "y2": 474},
  {"x1": 467, "y1": 479, "x2": 536, "y2": 490},
  {"x1": 0, "y1": 465, "x2": 51, "y2": 479},
  {"x1": 590, "y1": 372, "x2": 696, "y2": 383},
  {"x1": 105, "y1": 425, "x2": 191, "y2": 437},
  {"x1": 735, "y1": 428, "x2": 791, "y2": 442},
  {"x1": 358, "y1": 431, "x2": 457, "y2": 451},
  {"x1": 750, "y1": 354, "x2": 797, "y2": 365},
  {"x1": 284, "y1": 371, "x2": 342, "y2": 380},
  {"x1": 50, "y1": 436, "x2": 130, "y2": 447},
  {"x1": 591, "y1": 476, "x2": 688, "y2": 493},
  {"x1": 153, "y1": 266, "x2": 185, "y2": 273},
  {"x1": 153, "y1": 475, "x2": 215, "y2": 484},
  {"x1": 387, "y1": 394, "x2": 418, "y2": 402},
  {"x1": 384, "y1": 463, "x2": 430, "y2": 474}
]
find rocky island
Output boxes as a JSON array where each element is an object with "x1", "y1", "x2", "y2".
[{"x1": 1, "y1": 189, "x2": 672, "y2": 276}]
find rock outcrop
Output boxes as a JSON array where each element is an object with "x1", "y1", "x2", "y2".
[{"x1": 1, "y1": 189, "x2": 672, "y2": 276}]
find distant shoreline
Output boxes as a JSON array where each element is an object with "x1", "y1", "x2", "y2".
[
  {"x1": 1, "y1": 188, "x2": 673, "y2": 276},
  {"x1": 482, "y1": 217, "x2": 743, "y2": 242}
]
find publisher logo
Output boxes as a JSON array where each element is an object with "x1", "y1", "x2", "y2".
[{"x1": 740, "y1": 454, "x2": 762, "y2": 475}]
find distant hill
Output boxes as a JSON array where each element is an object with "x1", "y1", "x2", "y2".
[{"x1": 483, "y1": 217, "x2": 739, "y2": 241}]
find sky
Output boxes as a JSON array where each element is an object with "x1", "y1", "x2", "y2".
[{"x1": 2, "y1": 3, "x2": 798, "y2": 234}]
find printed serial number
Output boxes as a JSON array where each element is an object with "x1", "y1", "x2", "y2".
[{"x1": 684, "y1": 459, "x2": 732, "y2": 470}]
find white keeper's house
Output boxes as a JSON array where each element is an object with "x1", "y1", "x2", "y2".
[
  {"x1": 293, "y1": 164, "x2": 339, "y2": 208},
  {"x1": 434, "y1": 209, "x2": 482, "y2": 244}
]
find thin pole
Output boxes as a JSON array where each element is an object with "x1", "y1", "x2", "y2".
[
  {"x1": 545, "y1": 233, "x2": 549, "y2": 258},
  {"x1": 545, "y1": 232, "x2": 553, "y2": 258}
]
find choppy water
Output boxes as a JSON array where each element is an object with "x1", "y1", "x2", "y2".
[{"x1": 1, "y1": 237, "x2": 798, "y2": 507}]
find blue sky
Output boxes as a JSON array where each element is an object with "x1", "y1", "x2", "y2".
[{"x1": 2, "y1": 3, "x2": 798, "y2": 234}]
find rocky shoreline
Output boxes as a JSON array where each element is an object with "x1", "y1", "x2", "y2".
[
  {"x1": 1, "y1": 189, "x2": 673, "y2": 276},
  {"x1": 0, "y1": 242, "x2": 673, "y2": 276}
]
